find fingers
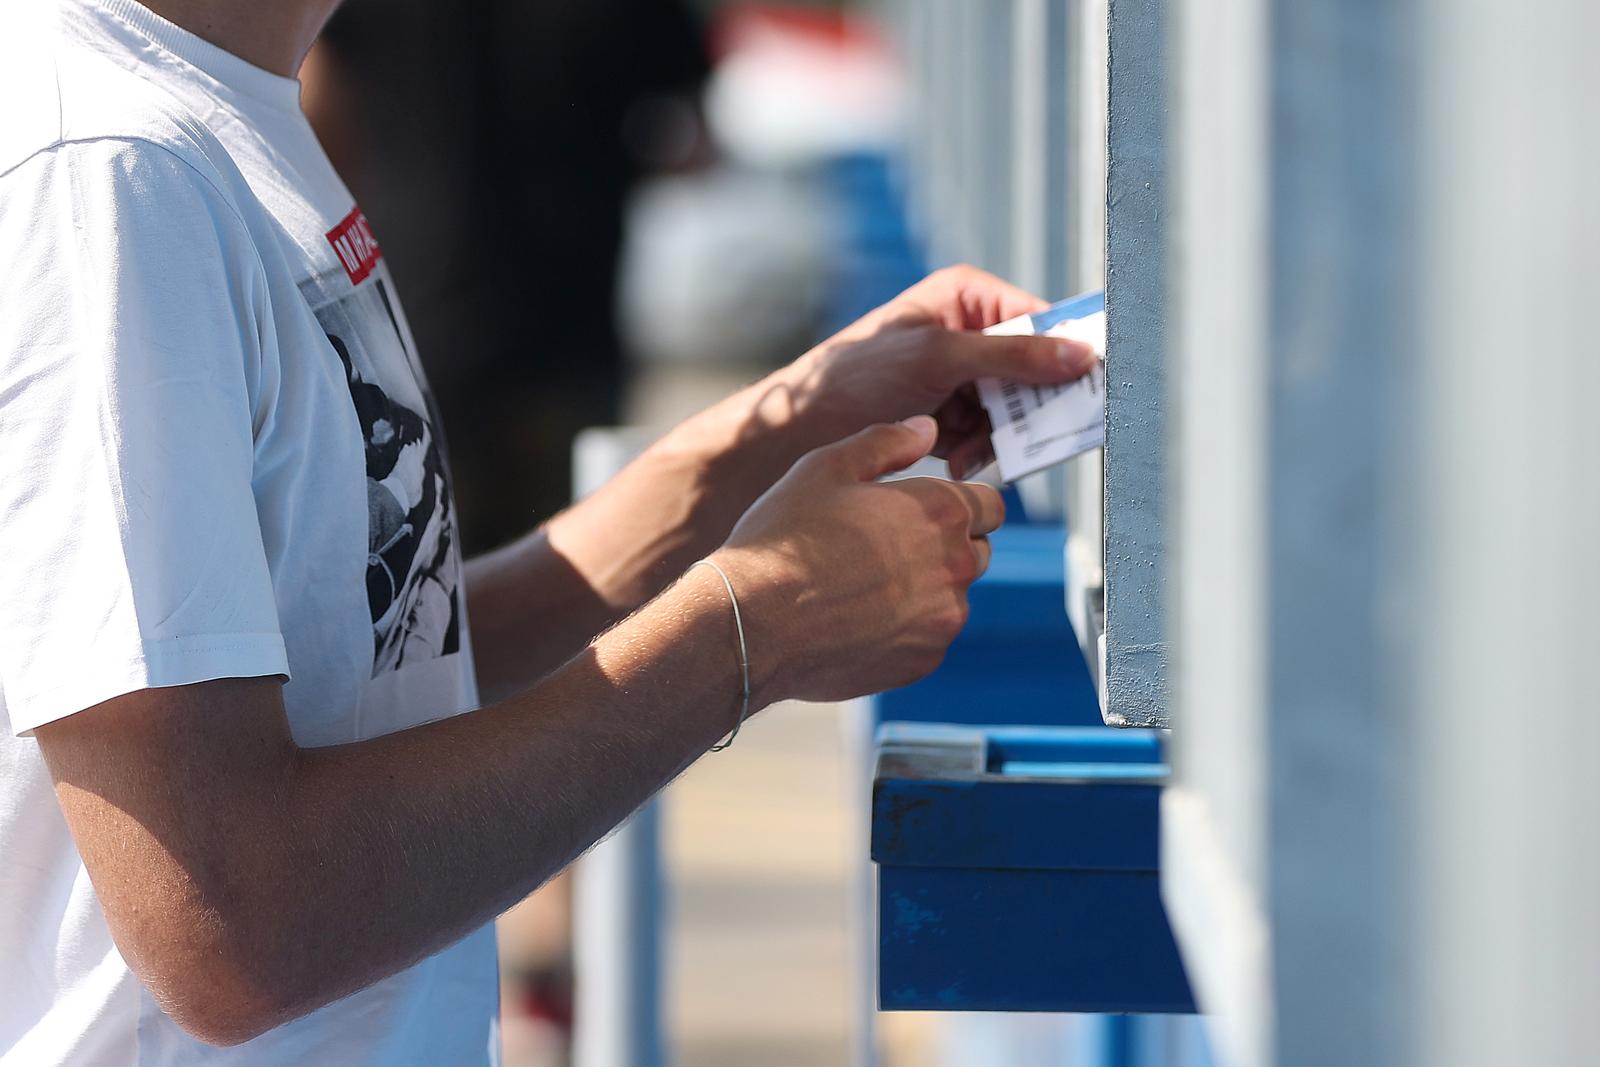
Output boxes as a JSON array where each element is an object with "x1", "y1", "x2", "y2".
[
  {"x1": 972, "y1": 535, "x2": 993, "y2": 579},
  {"x1": 947, "y1": 479, "x2": 1005, "y2": 537},
  {"x1": 913, "y1": 265, "x2": 1051, "y2": 330},
  {"x1": 945, "y1": 434, "x2": 996, "y2": 481},
  {"x1": 936, "y1": 329, "x2": 1097, "y2": 388},
  {"x1": 931, "y1": 387, "x2": 984, "y2": 457},
  {"x1": 827, "y1": 415, "x2": 939, "y2": 481},
  {"x1": 931, "y1": 389, "x2": 997, "y2": 478}
]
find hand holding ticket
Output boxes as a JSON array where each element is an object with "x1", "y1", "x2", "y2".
[{"x1": 976, "y1": 291, "x2": 1106, "y2": 482}]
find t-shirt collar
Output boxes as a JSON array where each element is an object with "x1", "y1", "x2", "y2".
[{"x1": 81, "y1": 0, "x2": 304, "y2": 113}]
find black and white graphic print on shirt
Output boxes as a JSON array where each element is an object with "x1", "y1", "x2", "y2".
[{"x1": 308, "y1": 271, "x2": 462, "y2": 675}]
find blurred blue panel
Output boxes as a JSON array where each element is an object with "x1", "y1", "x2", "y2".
[{"x1": 815, "y1": 152, "x2": 930, "y2": 335}]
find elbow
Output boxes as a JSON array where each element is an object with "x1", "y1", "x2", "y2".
[
  {"x1": 167, "y1": 1008, "x2": 274, "y2": 1049},
  {"x1": 121, "y1": 902, "x2": 309, "y2": 1047},
  {"x1": 108, "y1": 848, "x2": 329, "y2": 1043},
  {"x1": 149, "y1": 960, "x2": 299, "y2": 1047},
  {"x1": 108, "y1": 863, "x2": 358, "y2": 1046}
]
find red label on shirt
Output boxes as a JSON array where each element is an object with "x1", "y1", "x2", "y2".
[{"x1": 325, "y1": 206, "x2": 383, "y2": 286}]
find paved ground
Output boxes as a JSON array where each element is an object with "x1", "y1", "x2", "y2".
[{"x1": 665, "y1": 699, "x2": 932, "y2": 1067}]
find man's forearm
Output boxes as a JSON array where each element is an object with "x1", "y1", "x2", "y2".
[
  {"x1": 269, "y1": 567, "x2": 751, "y2": 1029},
  {"x1": 45, "y1": 567, "x2": 749, "y2": 1044},
  {"x1": 466, "y1": 365, "x2": 832, "y2": 699},
  {"x1": 46, "y1": 390, "x2": 1007, "y2": 1047}
]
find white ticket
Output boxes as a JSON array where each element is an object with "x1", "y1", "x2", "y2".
[{"x1": 976, "y1": 291, "x2": 1106, "y2": 482}]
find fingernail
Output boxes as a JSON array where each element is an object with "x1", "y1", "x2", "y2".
[
  {"x1": 900, "y1": 414, "x2": 937, "y2": 436},
  {"x1": 1057, "y1": 340, "x2": 1095, "y2": 373}
]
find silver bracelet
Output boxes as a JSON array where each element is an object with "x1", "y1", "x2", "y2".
[{"x1": 688, "y1": 559, "x2": 750, "y2": 752}]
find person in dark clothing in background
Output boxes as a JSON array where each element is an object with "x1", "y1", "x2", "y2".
[{"x1": 306, "y1": 0, "x2": 711, "y2": 553}]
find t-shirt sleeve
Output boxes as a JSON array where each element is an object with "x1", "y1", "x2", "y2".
[{"x1": 0, "y1": 137, "x2": 290, "y2": 735}]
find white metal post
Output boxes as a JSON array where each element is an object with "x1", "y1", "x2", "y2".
[{"x1": 571, "y1": 429, "x2": 665, "y2": 1067}]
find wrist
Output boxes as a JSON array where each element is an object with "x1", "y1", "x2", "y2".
[
  {"x1": 588, "y1": 561, "x2": 759, "y2": 753},
  {"x1": 758, "y1": 346, "x2": 858, "y2": 452},
  {"x1": 649, "y1": 369, "x2": 821, "y2": 512},
  {"x1": 701, "y1": 546, "x2": 794, "y2": 711}
]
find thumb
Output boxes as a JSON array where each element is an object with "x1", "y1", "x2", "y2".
[
  {"x1": 940, "y1": 330, "x2": 1098, "y2": 386},
  {"x1": 830, "y1": 415, "x2": 938, "y2": 481}
]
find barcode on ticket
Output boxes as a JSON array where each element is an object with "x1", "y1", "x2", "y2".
[
  {"x1": 1001, "y1": 381, "x2": 1027, "y2": 428},
  {"x1": 974, "y1": 292, "x2": 1106, "y2": 482}
]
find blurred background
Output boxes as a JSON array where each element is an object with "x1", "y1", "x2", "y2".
[{"x1": 300, "y1": 0, "x2": 1600, "y2": 1065}]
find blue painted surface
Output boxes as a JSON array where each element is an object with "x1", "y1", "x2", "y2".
[
  {"x1": 873, "y1": 723, "x2": 1195, "y2": 1014},
  {"x1": 877, "y1": 866, "x2": 1192, "y2": 1014},
  {"x1": 872, "y1": 729, "x2": 1167, "y2": 873}
]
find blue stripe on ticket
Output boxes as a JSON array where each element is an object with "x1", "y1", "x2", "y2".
[{"x1": 1029, "y1": 290, "x2": 1105, "y2": 335}]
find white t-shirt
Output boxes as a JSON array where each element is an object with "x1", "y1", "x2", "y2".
[{"x1": 0, "y1": 1, "x2": 498, "y2": 1063}]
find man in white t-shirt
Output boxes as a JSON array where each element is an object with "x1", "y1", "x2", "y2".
[{"x1": 0, "y1": 1, "x2": 1097, "y2": 1064}]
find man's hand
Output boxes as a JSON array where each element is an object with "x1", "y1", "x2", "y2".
[
  {"x1": 714, "y1": 415, "x2": 1003, "y2": 704},
  {"x1": 775, "y1": 264, "x2": 1098, "y2": 477},
  {"x1": 467, "y1": 266, "x2": 1087, "y2": 696}
]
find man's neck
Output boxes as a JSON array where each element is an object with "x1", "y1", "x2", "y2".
[{"x1": 138, "y1": 0, "x2": 342, "y2": 78}]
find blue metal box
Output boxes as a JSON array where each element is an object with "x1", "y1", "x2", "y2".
[{"x1": 873, "y1": 723, "x2": 1195, "y2": 1014}]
